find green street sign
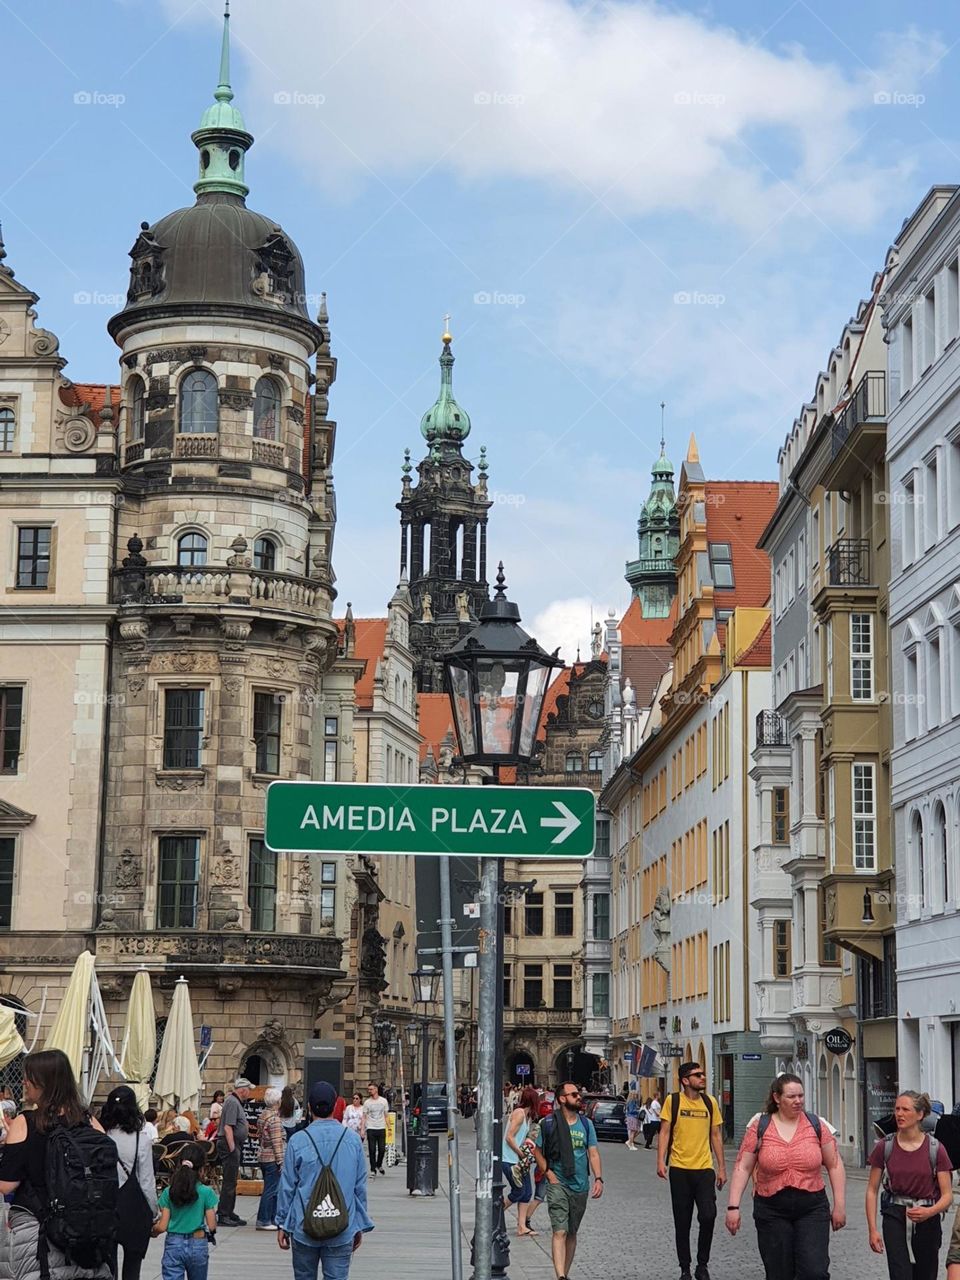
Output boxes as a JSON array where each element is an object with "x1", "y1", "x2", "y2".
[{"x1": 265, "y1": 781, "x2": 596, "y2": 858}]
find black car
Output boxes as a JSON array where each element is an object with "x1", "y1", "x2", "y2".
[
  {"x1": 412, "y1": 1081, "x2": 449, "y2": 1132},
  {"x1": 585, "y1": 1097, "x2": 628, "y2": 1142}
]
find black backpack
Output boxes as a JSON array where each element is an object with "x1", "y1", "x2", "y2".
[
  {"x1": 302, "y1": 1128, "x2": 349, "y2": 1241},
  {"x1": 664, "y1": 1092, "x2": 716, "y2": 1165},
  {"x1": 40, "y1": 1122, "x2": 119, "y2": 1279},
  {"x1": 756, "y1": 1110, "x2": 822, "y2": 1152}
]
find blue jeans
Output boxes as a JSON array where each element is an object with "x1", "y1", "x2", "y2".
[
  {"x1": 258, "y1": 1161, "x2": 282, "y2": 1225},
  {"x1": 291, "y1": 1238, "x2": 355, "y2": 1280},
  {"x1": 161, "y1": 1234, "x2": 209, "y2": 1280}
]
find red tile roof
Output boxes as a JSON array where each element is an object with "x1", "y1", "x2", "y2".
[
  {"x1": 736, "y1": 615, "x2": 772, "y2": 668},
  {"x1": 622, "y1": 645, "x2": 672, "y2": 705},
  {"x1": 418, "y1": 692, "x2": 456, "y2": 763},
  {"x1": 59, "y1": 383, "x2": 121, "y2": 415},
  {"x1": 539, "y1": 666, "x2": 578, "y2": 741},
  {"x1": 343, "y1": 617, "x2": 389, "y2": 709},
  {"x1": 619, "y1": 596, "x2": 677, "y2": 647},
  {"x1": 704, "y1": 481, "x2": 778, "y2": 611}
]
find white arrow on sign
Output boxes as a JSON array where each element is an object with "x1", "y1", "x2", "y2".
[{"x1": 540, "y1": 800, "x2": 581, "y2": 845}]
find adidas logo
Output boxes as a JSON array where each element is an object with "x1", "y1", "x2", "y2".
[{"x1": 311, "y1": 1195, "x2": 341, "y2": 1219}]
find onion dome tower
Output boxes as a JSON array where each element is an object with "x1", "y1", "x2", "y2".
[
  {"x1": 625, "y1": 428, "x2": 680, "y2": 618},
  {"x1": 398, "y1": 325, "x2": 492, "y2": 692}
]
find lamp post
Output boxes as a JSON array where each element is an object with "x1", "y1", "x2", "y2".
[
  {"x1": 411, "y1": 965, "x2": 442, "y2": 1195},
  {"x1": 442, "y1": 565, "x2": 563, "y2": 1280}
]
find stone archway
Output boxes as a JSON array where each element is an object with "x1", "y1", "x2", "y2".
[
  {"x1": 554, "y1": 1044, "x2": 601, "y2": 1091},
  {"x1": 507, "y1": 1050, "x2": 536, "y2": 1087},
  {"x1": 241, "y1": 1018, "x2": 294, "y2": 1089}
]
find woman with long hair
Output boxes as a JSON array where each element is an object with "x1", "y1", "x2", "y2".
[
  {"x1": 342, "y1": 1092, "x2": 366, "y2": 1139},
  {"x1": 0, "y1": 1048, "x2": 113, "y2": 1280},
  {"x1": 278, "y1": 1085, "x2": 302, "y2": 1133},
  {"x1": 152, "y1": 1142, "x2": 218, "y2": 1280},
  {"x1": 725, "y1": 1072, "x2": 846, "y2": 1279},
  {"x1": 866, "y1": 1090, "x2": 953, "y2": 1280},
  {"x1": 100, "y1": 1084, "x2": 158, "y2": 1280},
  {"x1": 502, "y1": 1084, "x2": 542, "y2": 1237},
  {"x1": 625, "y1": 1090, "x2": 641, "y2": 1151}
]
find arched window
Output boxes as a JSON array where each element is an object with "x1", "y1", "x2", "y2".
[
  {"x1": 394, "y1": 675, "x2": 400, "y2": 703},
  {"x1": 253, "y1": 536, "x2": 277, "y2": 572},
  {"x1": 0, "y1": 406, "x2": 15, "y2": 452},
  {"x1": 934, "y1": 802, "x2": 948, "y2": 911},
  {"x1": 179, "y1": 369, "x2": 218, "y2": 434},
  {"x1": 588, "y1": 750, "x2": 603, "y2": 771},
  {"x1": 253, "y1": 376, "x2": 281, "y2": 440},
  {"x1": 402, "y1": 680, "x2": 409, "y2": 709},
  {"x1": 912, "y1": 810, "x2": 925, "y2": 914},
  {"x1": 565, "y1": 752, "x2": 583, "y2": 774},
  {"x1": 177, "y1": 532, "x2": 207, "y2": 568},
  {"x1": 129, "y1": 377, "x2": 145, "y2": 441}
]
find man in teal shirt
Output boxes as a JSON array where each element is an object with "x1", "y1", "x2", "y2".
[{"x1": 534, "y1": 1083, "x2": 604, "y2": 1280}]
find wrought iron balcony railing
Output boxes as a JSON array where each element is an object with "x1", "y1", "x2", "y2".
[
  {"x1": 756, "y1": 710, "x2": 787, "y2": 746},
  {"x1": 827, "y1": 538, "x2": 870, "y2": 586},
  {"x1": 831, "y1": 371, "x2": 886, "y2": 458}
]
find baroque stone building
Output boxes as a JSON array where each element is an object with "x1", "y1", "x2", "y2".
[
  {"x1": 397, "y1": 331, "x2": 492, "y2": 691},
  {"x1": 0, "y1": 13, "x2": 383, "y2": 1095}
]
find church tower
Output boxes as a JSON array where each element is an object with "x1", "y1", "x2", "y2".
[
  {"x1": 397, "y1": 327, "x2": 492, "y2": 691},
  {"x1": 625, "y1": 437, "x2": 680, "y2": 618}
]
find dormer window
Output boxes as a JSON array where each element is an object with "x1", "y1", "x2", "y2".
[
  {"x1": 253, "y1": 377, "x2": 281, "y2": 440},
  {"x1": 709, "y1": 542, "x2": 734, "y2": 588},
  {"x1": 179, "y1": 370, "x2": 218, "y2": 434}
]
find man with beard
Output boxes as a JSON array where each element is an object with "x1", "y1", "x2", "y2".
[
  {"x1": 657, "y1": 1063, "x2": 726, "y2": 1280},
  {"x1": 534, "y1": 1082, "x2": 603, "y2": 1280}
]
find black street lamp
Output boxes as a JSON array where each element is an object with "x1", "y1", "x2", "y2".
[
  {"x1": 442, "y1": 565, "x2": 563, "y2": 1280},
  {"x1": 410, "y1": 966, "x2": 442, "y2": 1196}
]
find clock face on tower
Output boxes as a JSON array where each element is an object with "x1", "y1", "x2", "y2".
[{"x1": 588, "y1": 700, "x2": 603, "y2": 719}]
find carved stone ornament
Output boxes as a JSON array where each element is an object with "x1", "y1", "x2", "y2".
[
  {"x1": 268, "y1": 353, "x2": 284, "y2": 369},
  {"x1": 223, "y1": 676, "x2": 243, "y2": 696},
  {"x1": 32, "y1": 326, "x2": 60, "y2": 356},
  {"x1": 261, "y1": 1018, "x2": 284, "y2": 1045},
  {"x1": 127, "y1": 676, "x2": 145, "y2": 694},
  {"x1": 211, "y1": 854, "x2": 241, "y2": 888},
  {"x1": 172, "y1": 652, "x2": 196, "y2": 672},
  {"x1": 119, "y1": 618, "x2": 150, "y2": 647},
  {"x1": 61, "y1": 417, "x2": 96, "y2": 452},
  {"x1": 217, "y1": 976, "x2": 243, "y2": 997},
  {"x1": 115, "y1": 848, "x2": 142, "y2": 889},
  {"x1": 285, "y1": 403, "x2": 305, "y2": 426},
  {"x1": 0, "y1": 319, "x2": 11, "y2": 347},
  {"x1": 218, "y1": 389, "x2": 254, "y2": 411},
  {"x1": 296, "y1": 859, "x2": 312, "y2": 895},
  {"x1": 145, "y1": 391, "x2": 174, "y2": 412},
  {"x1": 220, "y1": 619, "x2": 251, "y2": 650},
  {"x1": 154, "y1": 771, "x2": 205, "y2": 791}
]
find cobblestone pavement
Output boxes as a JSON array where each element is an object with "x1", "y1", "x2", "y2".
[{"x1": 136, "y1": 1121, "x2": 943, "y2": 1279}]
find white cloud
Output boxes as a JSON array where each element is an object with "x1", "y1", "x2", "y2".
[
  {"x1": 163, "y1": 0, "x2": 941, "y2": 233},
  {"x1": 531, "y1": 596, "x2": 610, "y2": 665}
]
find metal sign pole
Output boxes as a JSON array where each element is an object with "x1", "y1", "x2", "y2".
[
  {"x1": 439, "y1": 855, "x2": 464, "y2": 1280},
  {"x1": 472, "y1": 856, "x2": 498, "y2": 1280}
]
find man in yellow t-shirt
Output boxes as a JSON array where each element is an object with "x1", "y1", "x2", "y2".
[{"x1": 657, "y1": 1062, "x2": 726, "y2": 1280}]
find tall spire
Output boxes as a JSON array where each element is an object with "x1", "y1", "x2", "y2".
[
  {"x1": 420, "y1": 320, "x2": 471, "y2": 447},
  {"x1": 191, "y1": 1, "x2": 254, "y2": 200},
  {"x1": 659, "y1": 400, "x2": 666, "y2": 454}
]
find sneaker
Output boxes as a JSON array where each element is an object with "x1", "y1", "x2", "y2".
[
  {"x1": 255, "y1": 1224, "x2": 277, "y2": 1231},
  {"x1": 695, "y1": 1267, "x2": 711, "y2": 1280},
  {"x1": 220, "y1": 1215, "x2": 246, "y2": 1227},
  {"x1": 679, "y1": 1271, "x2": 692, "y2": 1280}
]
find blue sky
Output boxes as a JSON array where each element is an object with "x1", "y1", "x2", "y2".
[{"x1": 2, "y1": 0, "x2": 958, "y2": 657}]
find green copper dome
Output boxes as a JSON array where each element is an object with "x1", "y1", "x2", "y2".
[
  {"x1": 191, "y1": 3, "x2": 253, "y2": 199},
  {"x1": 420, "y1": 337, "x2": 471, "y2": 444}
]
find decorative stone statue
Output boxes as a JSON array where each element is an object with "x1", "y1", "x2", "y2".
[
  {"x1": 456, "y1": 590, "x2": 470, "y2": 623},
  {"x1": 360, "y1": 926, "x2": 387, "y2": 981},
  {"x1": 115, "y1": 849, "x2": 142, "y2": 889},
  {"x1": 651, "y1": 887, "x2": 671, "y2": 943},
  {"x1": 421, "y1": 592, "x2": 433, "y2": 623}
]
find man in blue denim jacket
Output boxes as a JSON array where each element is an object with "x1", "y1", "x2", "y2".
[{"x1": 276, "y1": 1081, "x2": 374, "y2": 1280}]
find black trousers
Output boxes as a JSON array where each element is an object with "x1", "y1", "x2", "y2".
[
  {"x1": 643, "y1": 1120, "x2": 661, "y2": 1148},
  {"x1": 669, "y1": 1167, "x2": 717, "y2": 1269},
  {"x1": 367, "y1": 1128, "x2": 386, "y2": 1171},
  {"x1": 753, "y1": 1187, "x2": 830, "y2": 1280},
  {"x1": 882, "y1": 1205, "x2": 943, "y2": 1280},
  {"x1": 111, "y1": 1245, "x2": 145, "y2": 1280},
  {"x1": 217, "y1": 1146, "x2": 241, "y2": 1219}
]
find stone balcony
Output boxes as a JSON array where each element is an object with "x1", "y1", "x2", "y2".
[
  {"x1": 504, "y1": 1007, "x2": 583, "y2": 1030},
  {"x1": 113, "y1": 553, "x2": 331, "y2": 620}
]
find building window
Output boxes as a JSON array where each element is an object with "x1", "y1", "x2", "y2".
[
  {"x1": 554, "y1": 891, "x2": 574, "y2": 936},
  {"x1": 248, "y1": 837, "x2": 277, "y2": 931},
  {"x1": 925, "y1": 452, "x2": 940, "y2": 547},
  {"x1": 0, "y1": 837, "x2": 14, "y2": 928},
  {"x1": 773, "y1": 787, "x2": 789, "y2": 844},
  {"x1": 503, "y1": 963, "x2": 512, "y2": 1008},
  {"x1": 904, "y1": 644, "x2": 919, "y2": 739},
  {"x1": 157, "y1": 835, "x2": 200, "y2": 928},
  {"x1": 592, "y1": 893, "x2": 610, "y2": 941},
  {"x1": 253, "y1": 376, "x2": 282, "y2": 440},
  {"x1": 16, "y1": 527, "x2": 51, "y2": 589},
  {"x1": 320, "y1": 861, "x2": 336, "y2": 923},
  {"x1": 850, "y1": 613, "x2": 874, "y2": 701},
  {"x1": 324, "y1": 717, "x2": 338, "y2": 782},
  {"x1": 852, "y1": 762, "x2": 877, "y2": 871},
  {"x1": 819, "y1": 889, "x2": 838, "y2": 965},
  {"x1": 588, "y1": 750, "x2": 603, "y2": 771},
  {"x1": 592, "y1": 972, "x2": 610, "y2": 1017},
  {"x1": 253, "y1": 691, "x2": 281, "y2": 774},
  {"x1": 176, "y1": 532, "x2": 207, "y2": 568},
  {"x1": 554, "y1": 964, "x2": 573, "y2": 1010},
  {"x1": 129, "y1": 377, "x2": 145, "y2": 441},
  {"x1": 523, "y1": 964, "x2": 543, "y2": 1009},
  {"x1": 0, "y1": 407, "x2": 15, "y2": 452},
  {"x1": 903, "y1": 473, "x2": 917, "y2": 563},
  {"x1": 565, "y1": 752, "x2": 583, "y2": 773},
  {"x1": 774, "y1": 920, "x2": 791, "y2": 977},
  {"x1": 709, "y1": 542, "x2": 734, "y2": 588},
  {"x1": 179, "y1": 369, "x2": 218, "y2": 433},
  {"x1": 928, "y1": 631, "x2": 943, "y2": 728},
  {"x1": 253, "y1": 536, "x2": 277, "y2": 572},
  {"x1": 163, "y1": 689, "x2": 205, "y2": 770},
  {"x1": 0, "y1": 687, "x2": 23, "y2": 774},
  {"x1": 524, "y1": 892, "x2": 543, "y2": 937},
  {"x1": 913, "y1": 811, "x2": 925, "y2": 913}
]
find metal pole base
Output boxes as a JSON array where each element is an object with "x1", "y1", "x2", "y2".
[
  {"x1": 409, "y1": 1134, "x2": 437, "y2": 1196},
  {"x1": 469, "y1": 1191, "x2": 511, "y2": 1279}
]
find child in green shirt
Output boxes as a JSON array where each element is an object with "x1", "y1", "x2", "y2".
[{"x1": 153, "y1": 1143, "x2": 218, "y2": 1280}]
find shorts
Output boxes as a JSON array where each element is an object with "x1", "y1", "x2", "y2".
[{"x1": 545, "y1": 1182, "x2": 588, "y2": 1235}]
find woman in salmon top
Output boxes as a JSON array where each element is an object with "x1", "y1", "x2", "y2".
[{"x1": 725, "y1": 1072, "x2": 846, "y2": 1280}]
